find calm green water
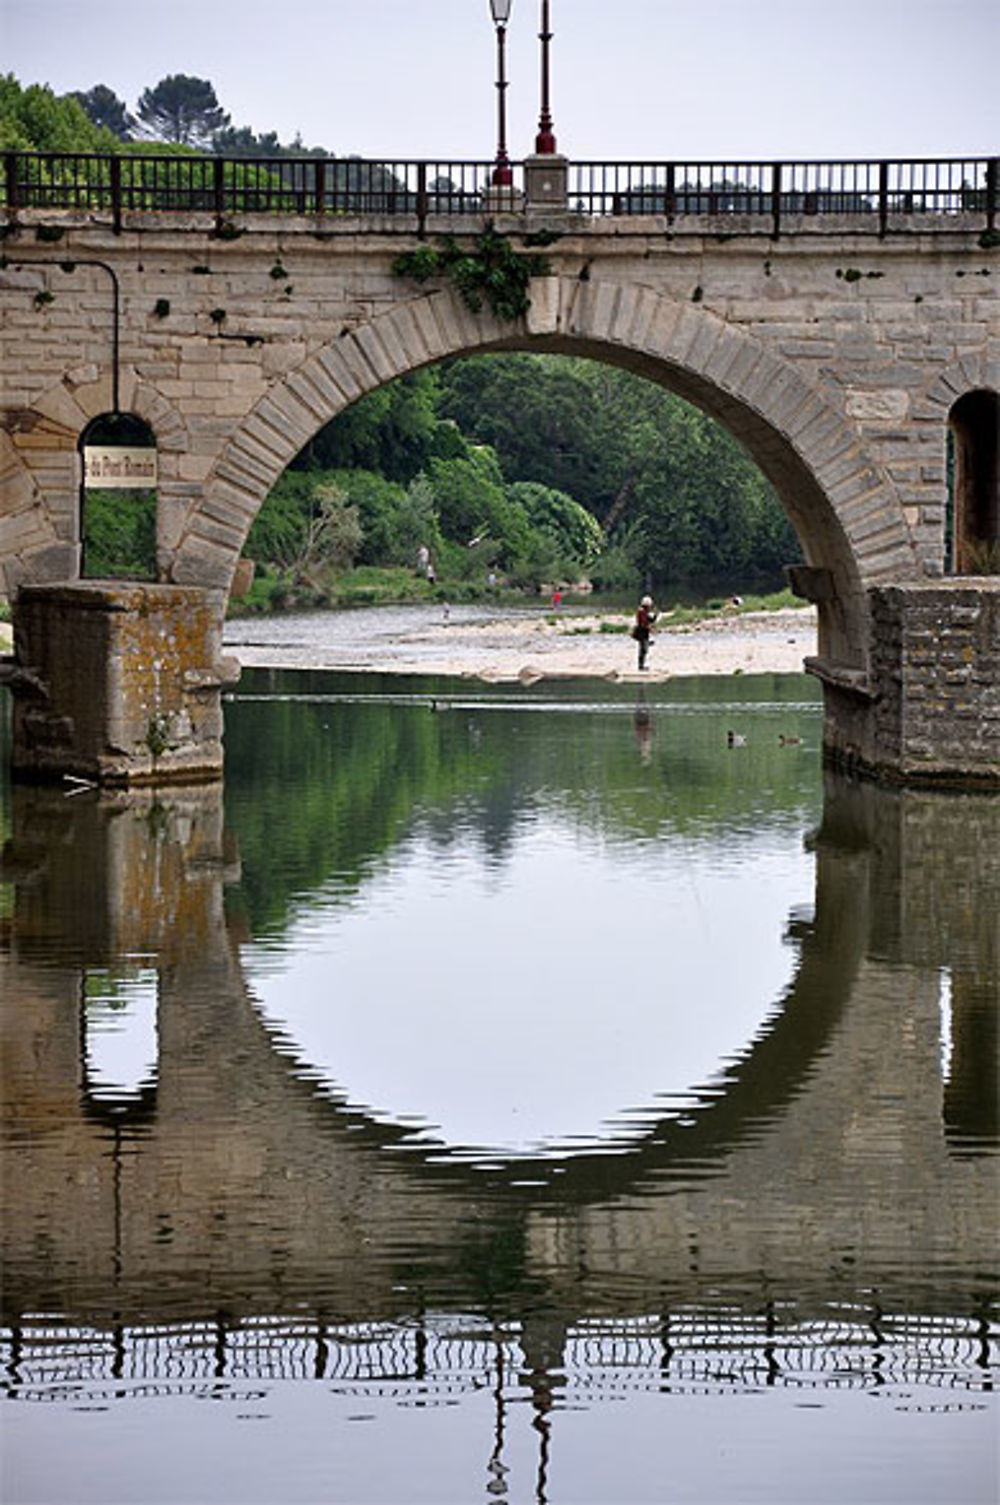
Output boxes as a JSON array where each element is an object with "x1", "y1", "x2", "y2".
[{"x1": 1, "y1": 672, "x2": 997, "y2": 1505}]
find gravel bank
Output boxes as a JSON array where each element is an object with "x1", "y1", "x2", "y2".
[{"x1": 225, "y1": 603, "x2": 818, "y2": 682}]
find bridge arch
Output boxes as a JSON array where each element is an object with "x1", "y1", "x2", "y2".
[{"x1": 177, "y1": 279, "x2": 919, "y2": 672}]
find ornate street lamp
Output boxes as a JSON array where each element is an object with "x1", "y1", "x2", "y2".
[
  {"x1": 489, "y1": 1, "x2": 514, "y2": 187},
  {"x1": 535, "y1": 0, "x2": 556, "y2": 154}
]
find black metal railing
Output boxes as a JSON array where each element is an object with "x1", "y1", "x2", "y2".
[
  {"x1": 0, "y1": 153, "x2": 505, "y2": 228},
  {"x1": 2, "y1": 152, "x2": 996, "y2": 235},
  {"x1": 569, "y1": 157, "x2": 997, "y2": 234},
  {"x1": 2, "y1": 1308, "x2": 994, "y2": 1394}
]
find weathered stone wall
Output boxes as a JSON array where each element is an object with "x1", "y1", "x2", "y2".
[
  {"x1": 1, "y1": 213, "x2": 996, "y2": 605},
  {"x1": 817, "y1": 580, "x2": 999, "y2": 784},
  {"x1": 9, "y1": 582, "x2": 237, "y2": 783},
  {"x1": 868, "y1": 581, "x2": 999, "y2": 782}
]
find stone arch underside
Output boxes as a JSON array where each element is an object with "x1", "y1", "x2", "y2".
[{"x1": 178, "y1": 278, "x2": 922, "y2": 672}]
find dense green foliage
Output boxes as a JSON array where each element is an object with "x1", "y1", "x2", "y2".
[
  {"x1": 436, "y1": 355, "x2": 797, "y2": 586},
  {"x1": 2, "y1": 72, "x2": 328, "y2": 159},
  {"x1": 82, "y1": 490, "x2": 157, "y2": 579},
  {"x1": 0, "y1": 74, "x2": 118, "y2": 152},
  {"x1": 240, "y1": 354, "x2": 799, "y2": 607}
]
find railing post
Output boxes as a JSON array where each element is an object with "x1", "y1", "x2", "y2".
[
  {"x1": 315, "y1": 158, "x2": 326, "y2": 217},
  {"x1": 665, "y1": 162, "x2": 675, "y2": 218},
  {"x1": 771, "y1": 161, "x2": 782, "y2": 240},
  {"x1": 109, "y1": 154, "x2": 122, "y2": 234},
  {"x1": 878, "y1": 160, "x2": 889, "y2": 238},
  {"x1": 416, "y1": 161, "x2": 427, "y2": 239},
  {"x1": 986, "y1": 158, "x2": 998, "y2": 233},
  {"x1": 213, "y1": 156, "x2": 226, "y2": 223},
  {"x1": 5, "y1": 151, "x2": 20, "y2": 213}
]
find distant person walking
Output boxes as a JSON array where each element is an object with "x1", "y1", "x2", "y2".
[{"x1": 632, "y1": 594, "x2": 658, "y2": 671}]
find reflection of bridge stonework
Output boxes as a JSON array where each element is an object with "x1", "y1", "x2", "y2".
[
  {"x1": 1, "y1": 196, "x2": 998, "y2": 783},
  {"x1": 2, "y1": 779, "x2": 996, "y2": 1345}
]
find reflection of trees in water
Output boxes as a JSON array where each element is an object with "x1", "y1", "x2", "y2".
[{"x1": 222, "y1": 671, "x2": 822, "y2": 938}]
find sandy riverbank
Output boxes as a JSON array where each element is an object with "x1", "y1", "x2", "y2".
[{"x1": 226, "y1": 604, "x2": 818, "y2": 682}]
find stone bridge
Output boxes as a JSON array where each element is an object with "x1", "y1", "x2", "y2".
[{"x1": 1, "y1": 155, "x2": 998, "y2": 784}]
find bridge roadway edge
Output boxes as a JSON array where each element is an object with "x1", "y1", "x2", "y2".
[{"x1": 1, "y1": 212, "x2": 998, "y2": 785}]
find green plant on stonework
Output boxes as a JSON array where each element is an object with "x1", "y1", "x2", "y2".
[
  {"x1": 392, "y1": 225, "x2": 551, "y2": 321},
  {"x1": 145, "y1": 714, "x2": 171, "y2": 759}
]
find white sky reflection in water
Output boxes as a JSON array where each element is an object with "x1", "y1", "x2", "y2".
[
  {"x1": 246, "y1": 818, "x2": 812, "y2": 1159},
  {"x1": 82, "y1": 968, "x2": 159, "y2": 1101}
]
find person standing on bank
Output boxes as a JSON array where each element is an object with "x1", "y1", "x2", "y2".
[{"x1": 633, "y1": 594, "x2": 658, "y2": 671}]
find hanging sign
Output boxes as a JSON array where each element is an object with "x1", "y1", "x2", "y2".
[{"x1": 83, "y1": 446, "x2": 158, "y2": 489}]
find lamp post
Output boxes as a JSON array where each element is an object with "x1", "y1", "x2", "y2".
[
  {"x1": 535, "y1": 0, "x2": 556, "y2": 154},
  {"x1": 489, "y1": 0, "x2": 514, "y2": 187}
]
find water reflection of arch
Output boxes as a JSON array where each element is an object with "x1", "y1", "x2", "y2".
[
  {"x1": 2, "y1": 774, "x2": 996, "y2": 1331},
  {"x1": 224, "y1": 799, "x2": 863, "y2": 1204}
]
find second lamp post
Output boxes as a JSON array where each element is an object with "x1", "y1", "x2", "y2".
[{"x1": 489, "y1": 0, "x2": 514, "y2": 186}]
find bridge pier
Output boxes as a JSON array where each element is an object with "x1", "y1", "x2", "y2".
[
  {"x1": 3, "y1": 583, "x2": 239, "y2": 785},
  {"x1": 811, "y1": 580, "x2": 999, "y2": 788}
]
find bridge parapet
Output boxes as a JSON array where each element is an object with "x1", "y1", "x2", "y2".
[{"x1": 2, "y1": 151, "x2": 997, "y2": 240}]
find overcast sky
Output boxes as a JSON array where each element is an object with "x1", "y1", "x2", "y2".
[{"x1": 5, "y1": 0, "x2": 998, "y2": 162}]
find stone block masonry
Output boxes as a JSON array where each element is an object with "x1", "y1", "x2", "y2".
[
  {"x1": 9, "y1": 583, "x2": 240, "y2": 784},
  {"x1": 825, "y1": 582, "x2": 999, "y2": 786}
]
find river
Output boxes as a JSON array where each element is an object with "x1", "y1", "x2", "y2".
[{"x1": 1, "y1": 670, "x2": 996, "y2": 1504}]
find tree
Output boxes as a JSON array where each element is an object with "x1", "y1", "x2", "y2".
[
  {"x1": 323, "y1": 469, "x2": 407, "y2": 565},
  {"x1": 135, "y1": 75, "x2": 230, "y2": 147},
  {"x1": 246, "y1": 473, "x2": 362, "y2": 580},
  {"x1": 72, "y1": 84, "x2": 134, "y2": 140},
  {"x1": 506, "y1": 482, "x2": 604, "y2": 566},
  {"x1": 438, "y1": 354, "x2": 625, "y2": 517},
  {"x1": 212, "y1": 125, "x2": 284, "y2": 157},
  {"x1": 298, "y1": 370, "x2": 448, "y2": 483},
  {"x1": 438, "y1": 353, "x2": 799, "y2": 588},
  {"x1": 426, "y1": 450, "x2": 532, "y2": 564},
  {"x1": 0, "y1": 74, "x2": 112, "y2": 152}
]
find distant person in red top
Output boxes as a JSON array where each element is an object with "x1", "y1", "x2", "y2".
[
  {"x1": 633, "y1": 594, "x2": 658, "y2": 671},
  {"x1": 551, "y1": 586, "x2": 563, "y2": 609}
]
